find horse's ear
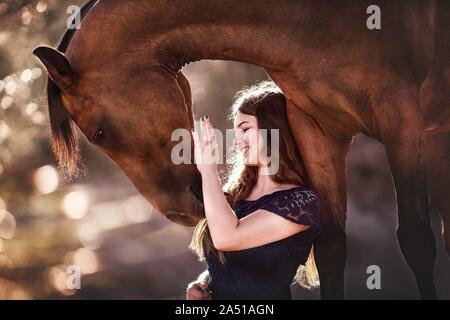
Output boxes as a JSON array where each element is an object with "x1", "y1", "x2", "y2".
[{"x1": 33, "y1": 46, "x2": 75, "y2": 91}]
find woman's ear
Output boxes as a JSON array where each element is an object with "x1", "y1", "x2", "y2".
[{"x1": 33, "y1": 46, "x2": 75, "y2": 91}]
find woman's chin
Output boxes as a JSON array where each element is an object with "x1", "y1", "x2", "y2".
[{"x1": 243, "y1": 158, "x2": 258, "y2": 166}]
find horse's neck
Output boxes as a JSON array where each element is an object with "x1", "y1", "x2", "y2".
[
  {"x1": 75, "y1": 0, "x2": 331, "y2": 73},
  {"x1": 141, "y1": 0, "x2": 302, "y2": 72}
]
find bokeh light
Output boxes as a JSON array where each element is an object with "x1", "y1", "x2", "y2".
[
  {"x1": 47, "y1": 265, "x2": 76, "y2": 296},
  {"x1": 34, "y1": 165, "x2": 59, "y2": 194},
  {"x1": 0, "y1": 122, "x2": 11, "y2": 143},
  {"x1": 31, "y1": 67, "x2": 42, "y2": 79},
  {"x1": 20, "y1": 10, "x2": 33, "y2": 26},
  {"x1": 77, "y1": 223, "x2": 103, "y2": 250},
  {"x1": 4, "y1": 76, "x2": 17, "y2": 95},
  {"x1": 36, "y1": 1, "x2": 48, "y2": 13},
  {"x1": 62, "y1": 191, "x2": 89, "y2": 220},
  {"x1": 1, "y1": 96, "x2": 13, "y2": 110},
  {"x1": 0, "y1": 209, "x2": 16, "y2": 239},
  {"x1": 73, "y1": 248, "x2": 98, "y2": 274},
  {"x1": 20, "y1": 69, "x2": 32, "y2": 82}
]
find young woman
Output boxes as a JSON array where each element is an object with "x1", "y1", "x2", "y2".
[{"x1": 187, "y1": 81, "x2": 321, "y2": 300}]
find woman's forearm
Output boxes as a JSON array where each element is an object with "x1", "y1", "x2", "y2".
[{"x1": 201, "y1": 172, "x2": 239, "y2": 249}]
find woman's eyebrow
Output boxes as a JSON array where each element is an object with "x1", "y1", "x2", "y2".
[{"x1": 237, "y1": 121, "x2": 249, "y2": 128}]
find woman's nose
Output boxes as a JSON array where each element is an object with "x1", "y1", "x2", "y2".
[{"x1": 233, "y1": 131, "x2": 243, "y2": 147}]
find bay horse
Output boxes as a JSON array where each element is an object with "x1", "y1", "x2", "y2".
[{"x1": 33, "y1": 0, "x2": 449, "y2": 299}]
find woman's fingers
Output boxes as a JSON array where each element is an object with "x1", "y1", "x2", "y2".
[
  {"x1": 204, "y1": 116, "x2": 212, "y2": 144},
  {"x1": 192, "y1": 127, "x2": 201, "y2": 161},
  {"x1": 199, "y1": 116, "x2": 211, "y2": 162},
  {"x1": 186, "y1": 282, "x2": 212, "y2": 300},
  {"x1": 200, "y1": 116, "x2": 209, "y2": 147},
  {"x1": 194, "y1": 115, "x2": 220, "y2": 168},
  {"x1": 207, "y1": 119, "x2": 217, "y2": 145},
  {"x1": 198, "y1": 282, "x2": 211, "y2": 293},
  {"x1": 196, "y1": 283, "x2": 213, "y2": 299}
]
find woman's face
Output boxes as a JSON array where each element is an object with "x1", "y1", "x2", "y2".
[{"x1": 233, "y1": 111, "x2": 266, "y2": 166}]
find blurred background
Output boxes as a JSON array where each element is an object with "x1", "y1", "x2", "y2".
[{"x1": 0, "y1": 0, "x2": 448, "y2": 300}]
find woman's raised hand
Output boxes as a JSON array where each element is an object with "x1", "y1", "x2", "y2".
[{"x1": 192, "y1": 115, "x2": 219, "y2": 176}]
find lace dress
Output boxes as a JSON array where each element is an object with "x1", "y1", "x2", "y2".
[{"x1": 205, "y1": 186, "x2": 321, "y2": 300}]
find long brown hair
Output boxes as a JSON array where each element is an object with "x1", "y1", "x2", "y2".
[{"x1": 189, "y1": 81, "x2": 319, "y2": 289}]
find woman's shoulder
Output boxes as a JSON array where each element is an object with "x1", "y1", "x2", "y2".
[
  {"x1": 284, "y1": 185, "x2": 320, "y2": 204},
  {"x1": 259, "y1": 184, "x2": 321, "y2": 229},
  {"x1": 267, "y1": 184, "x2": 319, "y2": 202}
]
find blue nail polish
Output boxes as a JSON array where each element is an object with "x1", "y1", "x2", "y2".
[{"x1": 205, "y1": 115, "x2": 209, "y2": 119}]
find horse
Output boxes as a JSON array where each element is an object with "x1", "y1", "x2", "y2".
[{"x1": 33, "y1": 0, "x2": 450, "y2": 299}]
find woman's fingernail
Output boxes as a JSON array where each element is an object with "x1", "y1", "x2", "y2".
[{"x1": 205, "y1": 115, "x2": 209, "y2": 119}]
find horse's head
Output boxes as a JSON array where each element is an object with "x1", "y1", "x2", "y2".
[{"x1": 33, "y1": 46, "x2": 204, "y2": 227}]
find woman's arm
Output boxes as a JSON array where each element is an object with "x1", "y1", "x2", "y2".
[{"x1": 201, "y1": 170, "x2": 309, "y2": 251}]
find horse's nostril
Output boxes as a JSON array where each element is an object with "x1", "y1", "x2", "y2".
[
  {"x1": 189, "y1": 181, "x2": 203, "y2": 203},
  {"x1": 166, "y1": 212, "x2": 196, "y2": 226}
]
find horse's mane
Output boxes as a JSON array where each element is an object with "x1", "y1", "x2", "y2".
[{"x1": 46, "y1": 0, "x2": 98, "y2": 179}]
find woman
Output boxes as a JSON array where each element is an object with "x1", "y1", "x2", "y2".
[{"x1": 187, "y1": 81, "x2": 321, "y2": 300}]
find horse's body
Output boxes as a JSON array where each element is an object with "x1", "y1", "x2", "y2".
[{"x1": 33, "y1": 0, "x2": 449, "y2": 299}]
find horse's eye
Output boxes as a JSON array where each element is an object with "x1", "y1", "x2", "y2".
[{"x1": 93, "y1": 128, "x2": 105, "y2": 144}]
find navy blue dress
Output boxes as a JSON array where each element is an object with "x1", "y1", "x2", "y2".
[{"x1": 205, "y1": 186, "x2": 321, "y2": 300}]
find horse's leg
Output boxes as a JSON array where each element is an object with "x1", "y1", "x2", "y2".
[
  {"x1": 286, "y1": 100, "x2": 351, "y2": 300},
  {"x1": 421, "y1": 42, "x2": 450, "y2": 255},
  {"x1": 379, "y1": 87, "x2": 437, "y2": 299},
  {"x1": 426, "y1": 130, "x2": 450, "y2": 255}
]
